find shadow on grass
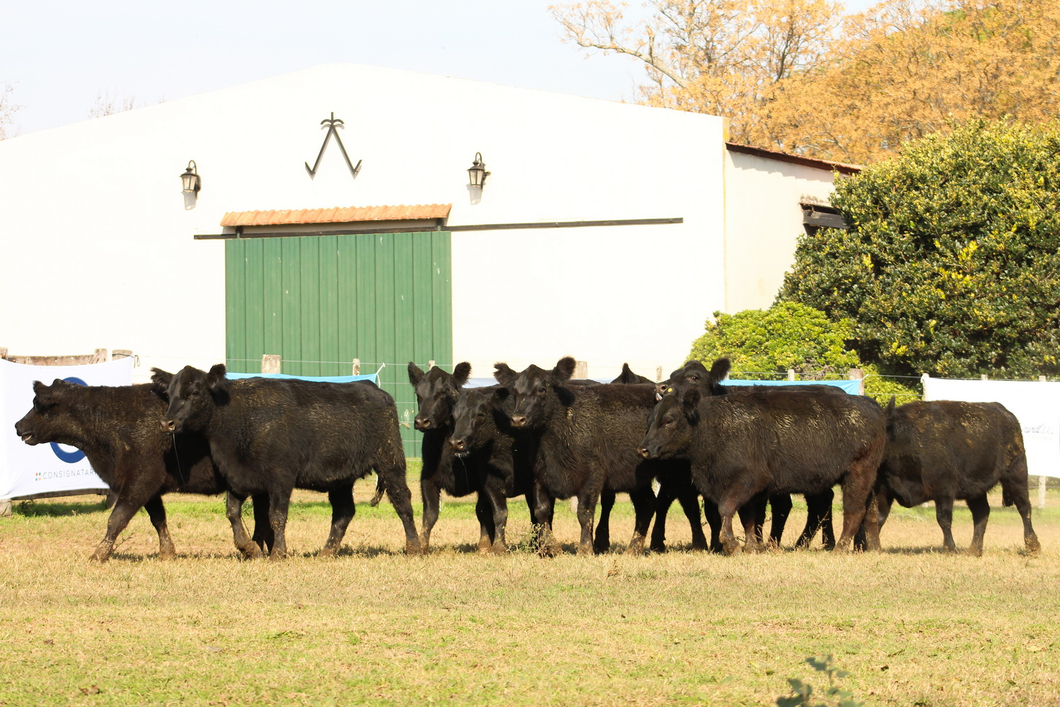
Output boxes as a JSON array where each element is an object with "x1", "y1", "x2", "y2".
[{"x1": 13, "y1": 499, "x2": 109, "y2": 517}]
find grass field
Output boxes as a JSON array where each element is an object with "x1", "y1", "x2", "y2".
[{"x1": 2, "y1": 475, "x2": 1059, "y2": 706}]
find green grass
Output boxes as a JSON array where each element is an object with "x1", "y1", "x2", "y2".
[{"x1": 1, "y1": 478, "x2": 1059, "y2": 706}]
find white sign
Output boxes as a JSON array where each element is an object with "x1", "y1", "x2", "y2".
[
  {"x1": 922, "y1": 376, "x2": 1060, "y2": 478},
  {"x1": 1, "y1": 358, "x2": 133, "y2": 499}
]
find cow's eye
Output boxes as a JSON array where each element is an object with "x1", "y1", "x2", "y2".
[
  {"x1": 664, "y1": 418, "x2": 674, "y2": 427},
  {"x1": 537, "y1": 385, "x2": 547, "y2": 395}
]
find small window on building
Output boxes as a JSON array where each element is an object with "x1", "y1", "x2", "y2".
[{"x1": 801, "y1": 203, "x2": 848, "y2": 236}]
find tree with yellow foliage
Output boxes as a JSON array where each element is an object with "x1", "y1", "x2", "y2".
[
  {"x1": 552, "y1": 0, "x2": 1060, "y2": 162},
  {"x1": 549, "y1": 0, "x2": 844, "y2": 145}
]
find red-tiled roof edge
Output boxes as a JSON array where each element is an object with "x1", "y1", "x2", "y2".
[
  {"x1": 725, "y1": 143, "x2": 861, "y2": 175},
  {"x1": 220, "y1": 203, "x2": 452, "y2": 228}
]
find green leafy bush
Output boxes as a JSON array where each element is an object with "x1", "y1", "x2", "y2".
[
  {"x1": 688, "y1": 302, "x2": 861, "y2": 380},
  {"x1": 780, "y1": 119, "x2": 1060, "y2": 379}
]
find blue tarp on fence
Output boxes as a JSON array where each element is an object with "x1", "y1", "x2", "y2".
[{"x1": 226, "y1": 372, "x2": 379, "y2": 384}]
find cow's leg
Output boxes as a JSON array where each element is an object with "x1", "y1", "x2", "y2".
[
  {"x1": 250, "y1": 493, "x2": 274, "y2": 555},
  {"x1": 380, "y1": 466, "x2": 422, "y2": 556},
  {"x1": 1002, "y1": 473, "x2": 1040, "y2": 555},
  {"x1": 703, "y1": 497, "x2": 723, "y2": 553},
  {"x1": 625, "y1": 488, "x2": 655, "y2": 556},
  {"x1": 677, "y1": 486, "x2": 708, "y2": 551},
  {"x1": 649, "y1": 478, "x2": 676, "y2": 552},
  {"x1": 533, "y1": 482, "x2": 561, "y2": 558},
  {"x1": 475, "y1": 494, "x2": 496, "y2": 554},
  {"x1": 143, "y1": 496, "x2": 176, "y2": 560},
  {"x1": 768, "y1": 494, "x2": 792, "y2": 548},
  {"x1": 226, "y1": 491, "x2": 262, "y2": 559},
  {"x1": 576, "y1": 492, "x2": 599, "y2": 556},
  {"x1": 737, "y1": 503, "x2": 762, "y2": 553},
  {"x1": 483, "y1": 482, "x2": 510, "y2": 554},
  {"x1": 419, "y1": 477, "x2": 442, "y2": 553},
  {"x1": 716, "y1": 497, "x2": 743, "y2": 556},
  {"x1": 833, "y1": 463, "x2": 877, "y2": 552},
  {"x1": 320, "y1": 484, "x2": 356, "y2": 557},
  {"x1": 91, "y1": 495, "x2": 144, "y2": 562},
  {"x1": 798, "y1": 490, "x2": 834, "y2": 549},
  {"x1": 266, "y1": 489, "x2": 293, "y2": 560},
  {"x1": 859, "y1": 489, "x2": 881, "y2": 552},
  {"x1": 966, "y1": 494, "x2": 990, "y2": 557},
  {"x1": 594, "y1": 489, "x2": 615, "y2": 554},
  {"x1": 751, "y1": 496, "x2": 767, "y2": 546},
  {"x1": 935, "y1": 497, "x2": 956, "y2": 552}
]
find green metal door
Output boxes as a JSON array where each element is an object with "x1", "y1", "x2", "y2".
[{"x1": 224, "y1": 231, "x2": 453, "y2": 457}]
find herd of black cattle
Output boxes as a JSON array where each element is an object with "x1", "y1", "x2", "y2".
[{"x1": 12, "y1": 356, "x2": 1042, "y2": 561}]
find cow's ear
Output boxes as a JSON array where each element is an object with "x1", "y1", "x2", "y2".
[
  {"x1": 616, "y1": 363, "x2": 636, "y2": 384},
  {"x1": 492, "y1": 387, "x2": 510, "y2": 403},
  {"x1": 708, "y1": 358, "x2": 731, "y2": 386},
  {"x1": 555, "y1": 385, "x2": 577, "y2": 407},
  {"x1": 886, "y1": 396, "x2": 896, "y2": 415},
  {"x1": 452, "y1": 362, "x2": 472, "y2": 389},
  {"x1": 51, "y1": 378, "x2": 70, "y2": 388},
  {"x1": 408, "y1": 362, "x2": 424, "y2": 386},
  {"x1": 494, "y1": 363, "x2": 516, "y2": 387},
  {"x1": 150, "y1": 368, "x2": 173, "y2": 399},
  {"x1": 206, "y1": 364, "x2": 230, "y2": 401},
  {"x1": 682, "y1": 388, "x2": 702, "y2": 424},
  {"x1": 554, "y1": 357, "x2": 576, "y2": 382},
  {"x1": 33, "y1": 380, "x2": 53, "y2": 400}
]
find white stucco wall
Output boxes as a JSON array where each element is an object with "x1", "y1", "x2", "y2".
[
  {"x1": 0, "y1": 64, "x2": 727, "y2": 382},
  {"x1": 723, "y1": 150, "x2": 842, "y2": 314}
]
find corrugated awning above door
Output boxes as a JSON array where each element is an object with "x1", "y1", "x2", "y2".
[{"x1": 220, "y1": 204, "x2": 452, "y2": 227}]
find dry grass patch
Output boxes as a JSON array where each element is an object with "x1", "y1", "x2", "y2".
[{"x1": 1, "y1": 479, "x2": 1058, "y2": 706}]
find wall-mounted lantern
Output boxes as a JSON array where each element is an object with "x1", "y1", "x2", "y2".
[
  {"x1": 467, "y1": 152, "x2": 490, "y2": 189},
  {"x1": 180, "y1": 160, "x2": 201, "y2": 197}
]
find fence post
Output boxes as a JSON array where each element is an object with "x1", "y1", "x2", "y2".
[
  {"x1": 1039, "y1": 476, "x2": 1047, "y2": 510},
  {"x1": 656, "y1": 366, "x2": 663, "y2": 383},
  {"x1": 847, "y1": 368, "x2": 865, "y2": 395},
  {"x1": 787, "y1": 369, "x2": 795, "y2": 381},
  {"x1": 981, "y1": 374, "x2": 989, "y2": 380},
  {"x1": 0, "y1": 500, "x2": 11, "y2": 518},
  {"x1": 428, "y1": 360, "x2": 435, "y2": 370},
  {"x1": 574, "y1": 360, "x2": 589, "y2": 379},
  {"x1": 352, "y1": 359, "x2": 360, "y2": 375},
  {"x1": 261, "y1": 354, "x2": 281, "y2": 374},
  {"x1": 92, "y1": 348, "x2": 108, "y2": 363}
]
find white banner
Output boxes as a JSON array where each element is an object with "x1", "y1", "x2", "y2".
[
  {"x1": 1, "y1": 358, "x2": 133, "y2": 499},
  {"x1": 922, "y1": 376, "x2": 1060, "y2": 478}
]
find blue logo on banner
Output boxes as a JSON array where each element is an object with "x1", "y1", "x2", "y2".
[{"x1": 51, "y1": 377, "x2": 87, "y2": 463}]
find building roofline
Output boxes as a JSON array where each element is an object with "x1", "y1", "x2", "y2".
[{"x1": 725, "y1": 142, "x2": 861, "y2": 175}]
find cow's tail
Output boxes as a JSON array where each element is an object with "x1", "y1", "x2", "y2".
[{"x1": 369, "y1": 474, "x2": 386, "y2": 506}]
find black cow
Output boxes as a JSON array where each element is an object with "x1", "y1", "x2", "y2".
[
  {"x1": 13, "y1": 379, "x2": 270, "y2": 562},
  {"x1": 639, "y1": 387, "x2": 885, "y2": 554},
  {"x1": 409, "y1": 361, "x2": 522, "y2": 553},
  {"x1": 609, "y1": 363, "x2": 710, "y2": 552},
  {"x1": 872, "y1": 399, "x2": 1040, "y2": 556},
  {"x1": 493, "y1": 357, "x2": 659, "y2": 556},
  {"x1": 156, "y1": 365, "x2": 421, "y2": 559},
  {"x1": 658, "y1": 358, "x2": 838, "y2": 550},
  {"x1": 446, "y1": 385, "x2": 552, "y2": 552}
]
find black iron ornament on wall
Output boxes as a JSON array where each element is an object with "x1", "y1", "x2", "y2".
[{"x1": 305, "y1": 112, "x2": 362, "y2": 179}]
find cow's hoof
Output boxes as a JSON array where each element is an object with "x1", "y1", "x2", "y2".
[
  {"x1": 406, "y1": 541, "x2": 423, "y2": 556},
  {"x1": 318, "y1": 546, "x2": 337, "y2": 558},
  {"x1": 1026, "y1": 537, "x2": 1041, "y2": 555},
  {"x1": 490, "y1": 542, "x2": 508, "y2": 555},
  {"x1": 539, "y1": 542, "x2": 561, "y2": 558}
]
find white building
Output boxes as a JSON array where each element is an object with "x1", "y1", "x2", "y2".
[{"x1": 0, "y1": 64, "x2": 855, "y2": 387}]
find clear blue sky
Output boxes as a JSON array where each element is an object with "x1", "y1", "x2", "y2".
[{"x1": 1, "y1": 0, "x2": 876, "y2": 137}]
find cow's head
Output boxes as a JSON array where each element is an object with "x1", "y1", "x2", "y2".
[
  {"x1": 638, "y1": 388, "x2": 701, "y2": 460},
  {"x1": 656, "y1": 358, "x2": 731, "y2": 397},
  {"x1": 448, "y1": 387, "x2": 508, "y2": 457},
  {"x1": 14, "y1": 379, "x2": 84, "y2": 447},
  {"x1": 407, "y1": 361, "x2": 471, "y2": 431},
  {"x1": 493, "y1": 357, "x2": 576, "y2": 429},
  {"x1": 156, "y1": 364, "x2": 228, "y2": 434}
]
